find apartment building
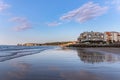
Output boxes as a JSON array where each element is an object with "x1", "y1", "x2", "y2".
[
  {"x1": 78, "y1": 31, "x2": 120, "y2": 44},
  {"x1": 104, "y1": 32, "x2": 120, "y2": 43},
  {"x1": 118, "y1": 33, "x2": 120, "y2": 42},
  {"x1": 78, "y1": 31, "x2": 104, "y2": 44}
]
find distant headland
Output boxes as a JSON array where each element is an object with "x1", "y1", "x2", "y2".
[{"x1": 17, "y1": 41, "x2": 76, "y2": 47}]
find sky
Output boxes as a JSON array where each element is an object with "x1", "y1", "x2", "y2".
[{"x1": 0, "y1": 0, "x2": 120, "y2": 45}]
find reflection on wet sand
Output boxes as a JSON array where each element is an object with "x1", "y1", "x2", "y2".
[
  {"x1": 76, "y1": 49, "x2": 120, "y2": 64},
  {"x1": 60, "y1": 70, "x2": 103, "y2": 80},
  {"x1": 1, "y1": 48, "x2": 120, "y2": 80},
  {"x1": 3, "y1": 61, "x2": 31, "y2": 80}
]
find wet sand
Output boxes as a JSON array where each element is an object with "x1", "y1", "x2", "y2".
[
  {"x1": 0, "y1": 47, "x2": 120, "y2": 80},
  {"x1": 84, "y1": 48, "x2": 120, "y2": 54}
]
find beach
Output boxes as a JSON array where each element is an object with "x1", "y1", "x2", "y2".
[
  {"x1": 0, "y1": 46, "x2": 120, "y2": 80},
  {"x1": 84, "y1": 48, "x2": 120, "y2": 54}
]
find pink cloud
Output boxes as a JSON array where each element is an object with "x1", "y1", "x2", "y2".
[
  {"x1": 60, "y1": 2, "x2": 108, "y2": 23},
  {"x1": 0, "y1": 0, "x2": 10, "y2": 12},
  {"x1": 10, "y1": 17, "x2": 32, "y2": 31}
]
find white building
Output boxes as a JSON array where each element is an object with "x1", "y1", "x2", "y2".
[
  {"x1": 104, "y1": 32, "x2": 120, "y2": 43},
  {"x1": 118, "y1": 33, "x2": 120, "y2": 42},
  {"x1": 78, "y1": 31, "x2": 104, "y2": 44},
  {"x1": 111, "y1": 32, "x2": 118, "y2": 42}
]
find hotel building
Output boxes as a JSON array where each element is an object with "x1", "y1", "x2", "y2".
[
  {"x1": 78, "y1": 31, "x2": 120, "y2": 44},
  {"x1": 78, "y1": 31, "x2": 104, "y2": 44}
]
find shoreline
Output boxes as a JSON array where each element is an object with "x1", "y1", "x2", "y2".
[{"x1": 65, "y1": 44, "x2": 120, "y2": 48}]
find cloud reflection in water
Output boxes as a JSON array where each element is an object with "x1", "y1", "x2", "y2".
[{"x1": 3, "y1": 61, "x2": 31, "y2": 80}]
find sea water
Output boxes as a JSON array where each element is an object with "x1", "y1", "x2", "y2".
[{"x1": 0, "y1": 45, "x2": 54, "y2": 62}]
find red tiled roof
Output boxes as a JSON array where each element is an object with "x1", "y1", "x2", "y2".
[{"x1": 105, "y1": 32, "x2": 111, "y2": 36}]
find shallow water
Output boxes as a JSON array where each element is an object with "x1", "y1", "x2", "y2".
[{"x1": 0, "y1": 46, "x2": 120, "y2": 80}]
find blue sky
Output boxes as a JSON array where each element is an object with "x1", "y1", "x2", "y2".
[{"x1": 0, "y1": 0, "x2": 120, "y2": 45}]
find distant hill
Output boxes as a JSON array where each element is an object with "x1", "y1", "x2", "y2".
[{"x1": 17, "y1": 41, "x2": 76, "y2": 46}]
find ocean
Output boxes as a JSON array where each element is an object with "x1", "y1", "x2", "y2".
[{"x1": 0, "y1": 45, "x2": 54, "y2": 62}]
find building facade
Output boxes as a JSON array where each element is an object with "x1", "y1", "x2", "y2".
[
  {"x1": 118, "y1": 33, "x2": 120, "y2": 42},
  {"x1": 104, "y1": 32, "x2": 120, "y2": 43},
  {"x1": 78, "y1": 31, "x2": 104, "y2": 44},
  {"x1": 78, "y1": 31, "x2": 120, "y2": 44}
]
